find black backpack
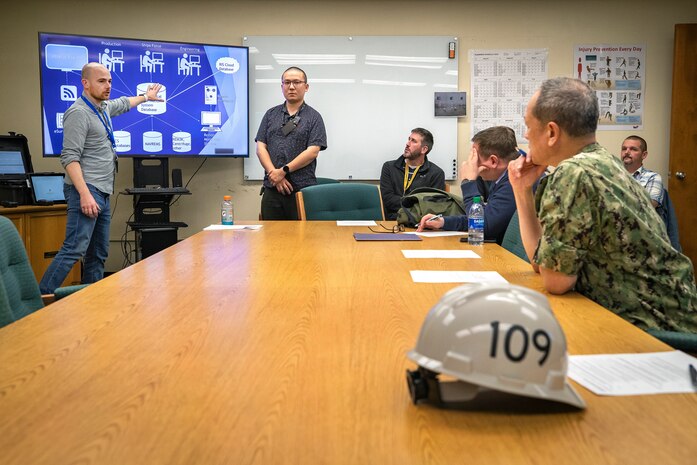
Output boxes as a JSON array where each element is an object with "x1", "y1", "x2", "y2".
[{"x1": 396, "y1": 187, "x2": 467, "y2": 228}]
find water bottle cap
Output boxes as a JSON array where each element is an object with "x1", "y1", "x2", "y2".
[
  {"x1": 473, "y1": 196, "x2": 480, "y2": 203},
  {"x1": 223, "y1": 195, "x2": 232, "y2": 200}
]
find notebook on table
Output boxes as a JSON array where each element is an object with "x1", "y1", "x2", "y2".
[{"x1": 353, "y1": 233, "x2": 422, "y2": 241}]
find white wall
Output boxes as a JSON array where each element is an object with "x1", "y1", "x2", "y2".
[{"x1": 2, "y1": 0, "x2": 696, "y2": 272}]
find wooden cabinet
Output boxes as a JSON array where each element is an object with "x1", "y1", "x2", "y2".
[{"x1": 0, "y1": 205, "x2": 81, "y2": 287}]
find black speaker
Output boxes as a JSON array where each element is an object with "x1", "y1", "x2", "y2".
[
  {"x1": 172, "y1": 169, "x2": 183, "y2": 188},
  {"x1": 139, "y1": 228, "x2": 177, "y2": 259}
]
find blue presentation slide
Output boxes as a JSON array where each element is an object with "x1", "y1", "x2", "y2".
[{"x1": 39, "y1": 33, "x2": 249, "y2": 157}]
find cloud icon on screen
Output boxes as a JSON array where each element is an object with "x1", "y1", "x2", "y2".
[{"x1": 216, "y1": 57, "x2": 240, "y2": 74}]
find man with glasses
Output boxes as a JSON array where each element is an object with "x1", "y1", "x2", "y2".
[
  {"x1": 256, "y1": 67, "x2": 327, "y2": 220},
  {"x1": 508, "y1": 77, "x2": 695, "y2": 332},
  {"x1": 380, "y1": 128, "x2": 445, "y2": 220}
]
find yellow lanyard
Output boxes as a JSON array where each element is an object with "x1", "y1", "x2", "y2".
[{"x1": 403, "y1": 163, "x2": 421, "y2": 193}]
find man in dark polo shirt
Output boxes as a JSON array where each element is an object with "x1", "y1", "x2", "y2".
[{"x1": 255, "y1": 66, "x2": 327, "y2": 220}]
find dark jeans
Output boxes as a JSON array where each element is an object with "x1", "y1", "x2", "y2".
[
  {"x1": 39, "y1": 183, "x2": 110, "y2": 293},
  {"x1": 261, "y1": 187, "x2": 298, "y2": 220}
]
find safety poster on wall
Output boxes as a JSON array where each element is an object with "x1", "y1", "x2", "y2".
[{"x1": 574, "y1": 44, "x2": 645, "y2": 130}]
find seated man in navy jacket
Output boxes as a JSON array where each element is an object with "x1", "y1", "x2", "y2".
[{"x1": 417, "y1": 126, "x2": 521, "y2": 244}]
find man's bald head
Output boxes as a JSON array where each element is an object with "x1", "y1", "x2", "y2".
[
  {"x1": 81, "y1": 62, "x2": 108, "y2": 79},
  {"x1": 81, "y1": 63, "x2": 112, "y2": 103}
]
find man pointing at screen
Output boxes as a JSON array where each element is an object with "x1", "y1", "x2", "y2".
[
  {"x1": 256, "y1": 66, "x2": 327, "y2": 220},
  {"x1": 40, "y1": 62, "x2": 162, "y2": 294}
]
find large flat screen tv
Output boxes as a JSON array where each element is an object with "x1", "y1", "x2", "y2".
[{"x1": 39, "y1": 32, "x2": 249, "y2": 158}]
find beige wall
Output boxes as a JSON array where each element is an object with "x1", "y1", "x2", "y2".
[{"x1": 2, "y1": 0, "x2": 696, "y2": 272}]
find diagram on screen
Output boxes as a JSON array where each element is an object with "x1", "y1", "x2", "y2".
[{"x1": 39, "y1": 33, "x2": 249, "y2": 157}]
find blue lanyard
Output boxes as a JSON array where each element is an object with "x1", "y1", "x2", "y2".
[{"x1": 81, "y1": 96, "x2": 116, "y2": 149}]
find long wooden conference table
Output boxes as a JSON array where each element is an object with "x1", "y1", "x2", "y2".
[{"x1": 0, "y1": 221, "x2": 695, "y2": 464}]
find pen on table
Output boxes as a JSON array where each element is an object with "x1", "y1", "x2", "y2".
[{"x1": 690, "y1": 364, "x2": 697, "y2": 389}]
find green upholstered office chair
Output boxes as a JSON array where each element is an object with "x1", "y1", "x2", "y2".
[
  {"x1": 501, "y1": 211, "x2": 529, "y2": 263},
  {"x1": 259, "y1": 177, "x2": 341, "y2": 220},
  {"x1": 0, "y1": 215, "x2": 86, "y2": 328},
  {"x1": 296, "y1": 183, "x2": 385, "y2": 221},
  {"x1": 0, "y1": 215, "x2": 45, "y2": 327},
  {"x1": 316, "y1": 177, "x2": 340, "y2": 185},
  {"x1": 647, "y1": 330, "x2": 697, "y2": 354}
]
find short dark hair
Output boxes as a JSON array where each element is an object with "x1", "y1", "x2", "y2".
[
  {"x1": 533, "y1": 77, "x2": 598, "y2": 137},
  {"x1": 625, "y1": 135, "x2": 647, "y2": 152},
  {"x1": 282, "y1": 66, "x2": 307, "y2": 82},
  {"x1": 472, "y1": 126, "x2": 519, "y2": 161},
  {"x1": 411, "y1": 127, "x2": 434, "y2": 155}
]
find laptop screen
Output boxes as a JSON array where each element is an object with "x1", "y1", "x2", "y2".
[
  {"x1": 0, "y1": 150, "x2": 26, "y2": 174},
  {"x1": 30, "y1": 174, "x2": 65, "y2": 203}
]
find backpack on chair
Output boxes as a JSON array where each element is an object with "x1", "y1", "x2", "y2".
[{"x1": 396, "y1": 187, "x2": 467, "y2": 228}]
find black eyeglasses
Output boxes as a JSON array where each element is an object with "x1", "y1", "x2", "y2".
[
  {"x1": 282, "y1": 80, "x2": 306, "y2": 87},
  {"x1": 368, "y1": 223, "x2": 405, "y2": 234}
]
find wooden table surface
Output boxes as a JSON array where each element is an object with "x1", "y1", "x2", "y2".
[{"x1": 1, "y1": 221, "x2": 695, "y2": 465}]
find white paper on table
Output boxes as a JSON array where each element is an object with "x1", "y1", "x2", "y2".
[
  {"x1": 203, "y1": 224, "x2": 263, "y2": 231},
  {"x1": 336, "y1": 220, "x2": 377, "y2": 226},
  {"x1": 413, "y1": 231, "x2": 467, "y2": 237},
  {"x1": 410, "y1": 270, "x2": 507, "y2": 283},
  {"x1": 568, "y1": 351, "x2": 697, "y2": 396},
  {"x1": 402, "y1": 250, "x2": 480, "y2": 259}
]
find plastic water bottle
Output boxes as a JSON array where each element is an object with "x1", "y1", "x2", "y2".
[
  {"x1": 221, "y1": 195, "x2": 234, "y2": 225},
  {"x1": 467, "y1": 196, "x2": 484, "y2": 245}
]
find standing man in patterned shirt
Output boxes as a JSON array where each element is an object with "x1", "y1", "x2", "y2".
[
  {"x1": 508, "y1": 77, "x2": 696, "y2": 333},
  {"x1": 256, "y1": 67, "x2": 327, "y2": 220},
  {"x1": 40, "y1": 63, "x2": 162, "y2": 294},
  {"x1": 621, "y1": 135, "x2": 664, "y2": 208}
]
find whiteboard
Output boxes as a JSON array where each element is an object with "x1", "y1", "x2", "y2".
[{"x1": 243, "y1": 36, "x2": 459, "y2": 181}]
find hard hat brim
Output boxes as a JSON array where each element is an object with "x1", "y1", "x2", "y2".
[{"x1": 407, "y1": 349, "x2": 586, "y2": 409}]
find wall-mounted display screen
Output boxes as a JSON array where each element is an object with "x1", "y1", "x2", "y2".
[{"x1": 39, "y1": 32, "x2": 249, "y2": 158}]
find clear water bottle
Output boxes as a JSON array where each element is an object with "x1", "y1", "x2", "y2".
[
  {"x1": 467, "y1": 196, "x2": 484, "y2": 245},
  {"x1": 221, "y1": 195, "x2": 234, "y2": 225}
]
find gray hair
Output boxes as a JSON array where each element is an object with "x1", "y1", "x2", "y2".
[{"x1": 533, "y1": 77, "x2": 598, "y2": 137}]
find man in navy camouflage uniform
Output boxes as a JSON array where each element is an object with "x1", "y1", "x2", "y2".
[{"x1": 508, "y1": 77, "x2": 696, "y2": 333}]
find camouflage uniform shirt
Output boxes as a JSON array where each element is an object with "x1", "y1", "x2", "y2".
[{"x1": 534, "y1": 143, "x2": 697, "y2": 332}]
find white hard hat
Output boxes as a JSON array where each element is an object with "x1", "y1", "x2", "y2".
[{"x1": 406, "y1": 283, "x2": 585, "y2": 409}]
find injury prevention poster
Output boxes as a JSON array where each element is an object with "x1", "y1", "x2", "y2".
[{"x1": 574, "y1": 44, "x2": 645, "y2": 130}]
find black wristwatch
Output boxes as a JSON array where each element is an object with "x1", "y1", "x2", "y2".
[{"x1": 282, "y1": 165, "x2": 290, "y2": 174}]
